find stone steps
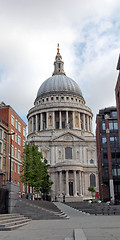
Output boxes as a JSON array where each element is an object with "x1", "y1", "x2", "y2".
[
  {"x1": 12, "y1": 199, "x2": 69, "y2": 220},
  {"x1": 0, "y1": 214, "x2": 31, "y2": 231}
]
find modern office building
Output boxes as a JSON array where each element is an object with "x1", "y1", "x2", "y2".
[
  {"x1": 96, "y1": 107, "x2": 120, "y2": 202},
  {"x1": 27, "y1": 45, "x2": 98, "y2": 201},
  {"x1": 0, "y1": 102, "x2": 27, "y2": 193},
  {"x1": 115, "y1": 54, "x2": 120, "y2": 142}
]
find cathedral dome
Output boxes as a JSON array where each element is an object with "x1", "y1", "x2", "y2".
[
  {"x1": 36, "y1": 74, "x2": 83, "y2": 98},
  {"x1": 36, "y1": 44, "x2": 83, "y2": 100}
]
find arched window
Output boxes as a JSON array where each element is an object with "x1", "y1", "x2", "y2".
[
  {"x1": 65, "y1": 147, "x2": 72, "y2": 159},
  {"x1": 90, "y1": 173, "x2": 96, "y2": 187}
]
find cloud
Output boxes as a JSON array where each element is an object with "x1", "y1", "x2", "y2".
[{"x1": 0, "y1": 0, "x2": 120, "y2": 132}]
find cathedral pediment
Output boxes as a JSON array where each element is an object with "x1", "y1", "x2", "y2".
[{"x1": 51, "y1": 131, "x2": 85, "y2": 142}]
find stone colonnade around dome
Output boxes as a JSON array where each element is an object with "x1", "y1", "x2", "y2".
[{"x1": 28, "y1": 110, "x2": 93, "y2": 135}]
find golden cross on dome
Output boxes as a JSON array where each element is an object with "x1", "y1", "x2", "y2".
[{"x1": 57, "y1": 43, "x2": 60, "y2": 54}]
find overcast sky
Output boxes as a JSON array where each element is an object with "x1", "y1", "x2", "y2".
[{"x1": 0, "y1": 0, "x2": 120, "y2": 133}]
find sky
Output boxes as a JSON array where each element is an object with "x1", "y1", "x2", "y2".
[{"x1": 0, "y1": 0, "x2": 120, "y2": 133}]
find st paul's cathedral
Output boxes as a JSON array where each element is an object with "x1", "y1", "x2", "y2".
[{"x1": 27, "y1": 45, "x2": 98, "y2": 201}]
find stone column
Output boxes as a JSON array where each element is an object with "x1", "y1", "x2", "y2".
[
  {"x1": 66, "y1": 111, "x2": 68, "y2": 126},
  {"x1": 36, "y1": 115, "x2": 38, "y2": 132},
  {"x1": 72, "y1": 111, "x2": 75, "y2": 129},
  {"x1": 79, "y1": 171, "x2": 82, "y2": 196},
  {"x1": 79, "y1": 112, "x2": 81, "y2": 130},
  {"x1": 74, "y1": 170, "x2": 77, "y2": 196},
  {"x1": 90, "y1": 117, "x2": 92, "y2": 133},
  {"x1": 40, "y1": 113, "x2": 43, "y2": 130},
  {"x1": 52, "y1": 111, "x2": 55, "y2": 129},
  {"x1": 59, "y1": 171, "x2": 62, "y2": 196},
  {"x1": 83, "y1": 114, "x2": 85, "y2": 131},
  {"x1": 82, "y1": 172, "x2": 85, "y2": 196},
  {"x1": 55, "y1": 172, "x2": 58, "y2": 198},
  {"x1": 59, "y1": 111, "x2": 62, "y2": 129},
  {"x1": 87, "y1": 115, "x2": 89, "y2": 132},
  {"x1": 32, "y1": 116, "x2": 34, "y2": 132},
  {"x1": 66, "y1": 170, "x2": 69, "y2": 196},
  {"x1": 50, "y1": 146, "x2": 54, "y2": 165},
  {"x1": 46, "y1": 112, "x2": 48, "y2": 129}
]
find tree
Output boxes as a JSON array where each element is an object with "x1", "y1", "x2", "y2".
[
  {"x1": 88, "y1": 186, "x2": 96, "y2": 199},
  {"x1": 21, "y1": 143, "x2": 53, "y2": 195}
]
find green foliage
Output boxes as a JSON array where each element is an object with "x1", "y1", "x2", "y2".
[
  {"x1": 21, "y1": 143, "x2": 53, "y2": 194},
  {"x1": 88, "y1": 186, "x2": 96, "y2": 198},
  {"x1": 88, "y1": 186, "x2": 96, "y2": 193}
]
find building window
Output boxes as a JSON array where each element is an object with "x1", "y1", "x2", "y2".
[
  {"x1": 18, "y1": 181, "x2": 19, "y2": 189},
  {"x1": 15, "y1": 119, "x2": 17, "y2": 129},
  {"x1": 23, "y1": 183, "x2": 25, "y2": 192},
  {"x1": 90, "y1": 159, "x2": 94, "y2": 164},
  {"x1": 15, "y1": 148, "x2": 17, "y2": 158},
  {"x1": 114, "y1": 122, "x2": 118, "y2": 130},
  {"x1": 15, "y1": 133, "x2": 17, "y2": 143},
  {"x1": 3, "y1": 143, "x2": 6, "y2": 151},
  {"x1": 102, "y1": 137, "x2": 107, "y2": 144},
  {"x1": 0, "y1": 129, "x2": 3, "y2": 139},
  {"x1": 0, "y1": 142, "x2": 2, "y2": 153},
  {"x1": 23, "y1": 140, "x2": 25, "y2": 147},
  {"x1": 15, "y1": 163, "x2": 16, "y2": 172},
  {"x1": 18, "y1": 122, "x2": 21, "y2": 132},
  {"x1": 90, "y1": 173, "x2": 96, "y2": 187},
  {"x1": 102, "y1": 122, "x2": 106, "y2": 130},
  {"x1": 11, "y1": 115, "x2": 14, "y2": 126},
  {"x1": 11, "y1": 130, "x2": 15, "y2": 141},
  {"x1": 103, "y1": 152, "x2": 108, "y2": 158},
  {"x1": 65, "y1": 147, "x2": 72, "y2": 159},
  {"x1": 111, "y1": 111, "x2": 117, "y2": 118},
  {"x1": 11, "y1": 161, "x2": 13, "y2": 171},
  {"x1": 11, "y1": 145, "x2": 14, "y2": 157},
  {"x1": 18, "y1": 151, "x2": 20, "y2": 160},
  {"x1": 23, "y1": 128, "x2": 26, "y2": 137},
  {"x1": 110, "y1": 137, "x2": 114, "y2": 142},
  {"x1": 4, "y1": 132, "x2": 7, "y2": 139},
  {"x1": 109, "y1": 122, "x2": 113, "y2": 130},
  {"x1": 112, "y1": 168, "x2": 117, "y2": 176},
  {"x1": 3, "y1": 157, "x2": 6, "y2": 166},
  {"x1": 18, "y1": 136, "x2": 21, "y2": 146},
  {"x1": 18, "y1": 165, "x2": 20, "y2": 174}
]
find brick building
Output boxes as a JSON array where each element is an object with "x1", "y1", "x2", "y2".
[
  {"x1": 0, "y1": 119, "x2": 9, "y2": 187},
  {"x1": 96, "y1": 107, "x2": 120, "y2": 202},
  {"x1": 0, "y1": 102, "x2": 27, "y2": 193}
]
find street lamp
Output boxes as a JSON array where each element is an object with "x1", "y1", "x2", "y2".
[{"x1": 7, "y1": 132, "x2": 15, "y2": 182}]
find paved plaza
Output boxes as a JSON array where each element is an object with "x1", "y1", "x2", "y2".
[{"x1": 0, "y1": 202, "x2": 120, "y2": 240}]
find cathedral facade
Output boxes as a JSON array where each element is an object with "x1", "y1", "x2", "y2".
[{"x1": 27, "y1": 45, "x2": 98, "y2": 201}]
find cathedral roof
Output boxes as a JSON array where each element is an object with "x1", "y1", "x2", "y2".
[{"x1": 36, "y1": 44, "x2": 83, "y2": 99}]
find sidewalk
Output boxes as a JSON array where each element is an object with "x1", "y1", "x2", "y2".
[{"x1": 0, "y1": 202, "x2": 120, "y2": 240}]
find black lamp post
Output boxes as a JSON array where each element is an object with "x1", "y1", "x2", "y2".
[{"x1": 7, "y1": 132, "x2": 15, "y2": 182}]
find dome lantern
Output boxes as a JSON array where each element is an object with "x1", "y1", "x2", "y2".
[{"x1": 52, "y1": 44, "x2": 66, "y2": 76}]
